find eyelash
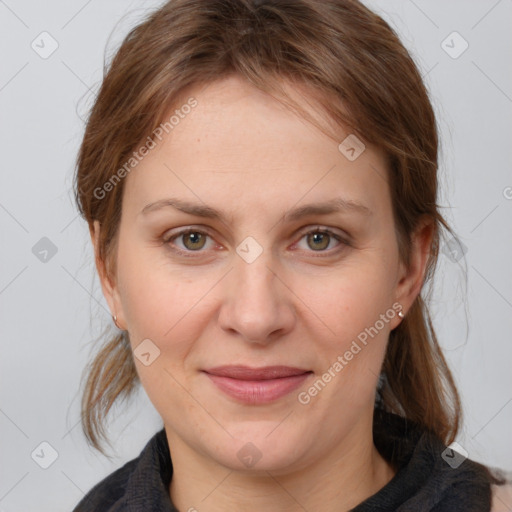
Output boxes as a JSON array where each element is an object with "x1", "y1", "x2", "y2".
[{"x1": 162, "y1": 226, "x2": 349, "y2": 258}]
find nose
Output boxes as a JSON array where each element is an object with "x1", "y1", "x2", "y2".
[{"x1": 217, "y1": 249, "x2": 296, "y2": 345}]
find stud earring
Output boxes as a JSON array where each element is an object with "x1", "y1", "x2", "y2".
[
  {"x1": 398, "y1": 310, "x2": 405, "y2": 319},
  {"x1": 112, "y1": 315, "x2": 122, "y2": 329}
]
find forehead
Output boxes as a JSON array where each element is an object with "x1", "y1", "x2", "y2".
[{"x1": 122, "y1": 75, "x2": 389, "y2": 220}]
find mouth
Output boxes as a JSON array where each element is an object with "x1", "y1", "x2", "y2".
[{"x1": 202, "y1": 365, "x2": 313, "y2": 404}]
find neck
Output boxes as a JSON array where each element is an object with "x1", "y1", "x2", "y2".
[{"x1": 166, "y1": 413, "x2": 396, "y2": 512}]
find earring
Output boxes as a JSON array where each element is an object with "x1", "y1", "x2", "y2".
[
  {"x1": 112, "y1": 315, "x2": 122, "y2": 329},
  {"x1": 398, "y1": 310, "x2": 405, "y2": 319}
]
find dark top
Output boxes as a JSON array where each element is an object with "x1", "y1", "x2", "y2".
[{"x1": 72, "y1": 409, "x2": 494, "y2": 511}]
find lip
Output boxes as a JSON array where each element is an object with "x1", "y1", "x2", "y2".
[
  {"x1": 202, "y1": 366, "x2": 313, "y2": 404},
  {"x1": 204, "y1": 365, "x2": 311, "y2": 380}
]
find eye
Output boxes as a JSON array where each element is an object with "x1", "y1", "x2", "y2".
[
  {"x1": 294, "y1": 227, "x2": 347, "y2": 253},
  {"x1": 164, "y1": 228, "x2": 216, "y2": 255}
]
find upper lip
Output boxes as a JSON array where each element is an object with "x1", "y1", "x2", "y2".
[{"x1": 203, "y1": 365, "x2": 312, "y2": 380}]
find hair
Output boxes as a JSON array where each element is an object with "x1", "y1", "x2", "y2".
[{"x1": 75, "y1": 0, "x2": 465, "y2": 456}]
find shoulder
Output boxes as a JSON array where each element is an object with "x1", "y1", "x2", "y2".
[
  {"x1": 72, "y1": 429, "x2": 171, "y2": 511},
  {"x1": 72, "y1": 457, "x2": 139, "y2": 511}
]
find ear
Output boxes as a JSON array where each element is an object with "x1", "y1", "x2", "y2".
[
  {"x1": 90, "y1": 220, "x2": 126, "y2": 330},
  {"x1": 393, "y1": 217, "x2": 434, "y2": 325}
]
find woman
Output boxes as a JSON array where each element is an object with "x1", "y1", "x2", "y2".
[{"x1": 72, "y1": 0, "x2": 511, "y2": 510}]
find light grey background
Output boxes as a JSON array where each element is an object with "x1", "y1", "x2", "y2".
[{"x1": 0, "y1": 1, "x2": 511, "y2": 510}]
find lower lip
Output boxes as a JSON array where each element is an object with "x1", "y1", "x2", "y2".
[{"x1": 204, "y1": 372, "x2": 312, "y2": 404}]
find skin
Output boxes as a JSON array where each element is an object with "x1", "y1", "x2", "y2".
[{"x1": 92, "y1": 75, "x2": 433, "y2": 511}]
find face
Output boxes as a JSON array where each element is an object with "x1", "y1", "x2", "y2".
[{"x1": 95, "y1": 75, "x2": 427, "y2": 474}]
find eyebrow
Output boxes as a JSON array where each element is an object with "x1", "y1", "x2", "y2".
[{"x1": 140, "y1": 196, "x2": 372, "y2": 221}]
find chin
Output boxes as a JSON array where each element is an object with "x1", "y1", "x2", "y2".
[{"x1": 204, "y1": 429, "x2": 309, "y2": 474}]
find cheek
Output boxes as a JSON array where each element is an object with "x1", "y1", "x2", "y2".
[
  {"x1": 316, "y1": 263, "x2": 395, "y2": 342},
  {"x1": 303, "y1": 256, "x2": 397, "y2": 402},
  {"x1": 115, "y1": 242, "x2": 203, "y2": 348},
  {"x1": 115, "y1": 246, "x2": 212, "y2": 411}
]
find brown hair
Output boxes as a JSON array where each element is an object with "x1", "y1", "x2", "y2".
[{"x1": 75, "y1": 0, "x2": 462, "y2": 454}]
